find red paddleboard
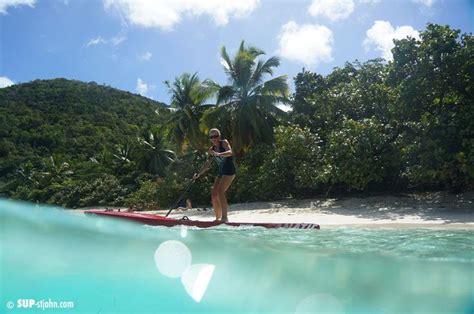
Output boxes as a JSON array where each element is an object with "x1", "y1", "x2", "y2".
[{"x1": 84, "y1": 210, "x2": 320, "y2": 230}]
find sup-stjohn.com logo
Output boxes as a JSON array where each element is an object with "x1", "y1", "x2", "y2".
[{"x1": 6, "y1": 298, "x2": 75, "y2": 310}]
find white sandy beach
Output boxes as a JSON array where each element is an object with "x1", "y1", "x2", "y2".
[{"x1": 79, "y1": 191, "x2": 474, "y2": 229}]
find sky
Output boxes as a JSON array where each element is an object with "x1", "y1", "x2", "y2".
[{"x1": 0, "y1": 0, "x2": 472, "y2": 105}]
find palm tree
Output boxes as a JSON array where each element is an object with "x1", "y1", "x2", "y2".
[
  {"x1": 38, "y1": 155, "x2": 74, "y2": 185},
  {"x1": 203, "y1": 40, "x2": 289, "y2": 154},
  {"x1": 136, "y1": 131, "x2": 176, "y2": 177},
  {"x1": 162, "y1": 72, "x2": 217, "y2": 153}
]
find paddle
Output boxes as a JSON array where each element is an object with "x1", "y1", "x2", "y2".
[
  {"x1": 164, "y1": 157, "x2": 213, "y2": 217},
  {"x1": 165, "y1": 178, "x2": 197, "y2": 217}
]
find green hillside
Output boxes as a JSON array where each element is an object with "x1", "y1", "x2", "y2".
[
  {"x1": 0, "y1": 79, "x2": 168, "y2": 206},
  {"x1": 0, "y1": 78, "x2": 165, "y2": 159}
]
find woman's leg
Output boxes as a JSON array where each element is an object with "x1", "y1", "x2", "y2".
[
  {"x1": 211, "y1": 177, "x2": 222, "y2": 220},
  {"x1": 217, "y1": 175, "x2": 235, "y2": 222}
]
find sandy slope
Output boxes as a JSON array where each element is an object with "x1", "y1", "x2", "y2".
[
  {"x1": 120, "y1": 191, "x2": 474, "y2": 228},
  {"x1": 74, "y1": 192, "x2": 474, "y2": 228}
]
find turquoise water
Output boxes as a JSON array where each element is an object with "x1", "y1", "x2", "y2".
[{"x1": 1, "y1": 199, "x2": 473, "y2": 314}]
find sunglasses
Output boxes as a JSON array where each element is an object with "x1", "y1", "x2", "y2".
[{"x1": 209, "y1": 135, "x2": 219, "y2": 139}]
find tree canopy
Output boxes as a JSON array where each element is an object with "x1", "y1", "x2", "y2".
[{"x1": 1, "y1": 23, "x2": 472, "y2": 209}]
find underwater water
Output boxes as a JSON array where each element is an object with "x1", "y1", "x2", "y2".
[{"x1": 1, "y1": 199, "x2": 473, "y2": 314}]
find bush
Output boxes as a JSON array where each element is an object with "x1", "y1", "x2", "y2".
[
  {"x1": 323, "y1": 118, "x2": 397, "y2": 191},
  {"x1": 50, "y1": 175, "x2": 128, "y2": 208},
  {"x1": 124, "y1": 178, "x2": 160, "y2": 210},
  {"x1": 257, "y1": 125, "x2": 324, "y2": 199},
  {"x1": 229, "y1": 144, "x2": 272, "y2": 203}
]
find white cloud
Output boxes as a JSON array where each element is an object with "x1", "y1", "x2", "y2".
[
  {"x1": 138, "y1": 51, "x2": 152, "y2": 61},
  {"x1": 308, "y1": 0, "x2": 354, "y2": 21},
  {"x1": 0, "y1": 0, "x2": 35, "y2": 14},
  {"x1": 413, "y1": 0, "x2": 435, "y2": 7},
  {"x1": 359, "y1": 0, "x2": 380, "y2": 3},
  {"x1": 277, "y1": 21, "x2": 334, "y2": 67},
  {"x1": 136, "y1": 78, "x2": 148, "y2": 96},
  {"x1": 86, "y1": 36, "x2": 107, "y2": 47},
  {"x1": 103, "y1": 0, "x2": 259, "y2": 30},
  {"x1": 110, "y1": 35, "x2": 127, "y2": 46},
  {"x1": 364, "y1": 20, "x2": 420, "y2": 60},
  {"x1": 0, "y1": 76, "x2": 14, "y2": 88},
  {"x1": 86, "y1": 34, "x2": 127, "y2": 47}
]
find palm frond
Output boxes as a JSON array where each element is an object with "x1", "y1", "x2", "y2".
[
  {"x1": 220, "y1": 46, "x2": 234, "y2": 75},
  {"x1": 245, "y1": 41, "x2": 265, "y2": 58},
  {"x1": 249, "y1": 56, "x2": 281, "y2": 88},
  {"x1": 260, "y1": 56, "x2": 280, "y2": 75},
  {"x1": 200, "y1": 79, "x2": 220, "y2": 101},
  {"x1": 261, "y1": 75, "x2": 289, "y2": 97},
  {"x1": 202, "y1": 105, "x2": 233, "y2": 137},
  {"x1": 216, "y1": 85, "x2": 236, "y2": 105}
]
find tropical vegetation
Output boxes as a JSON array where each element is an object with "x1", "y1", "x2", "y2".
[{"x1": 0, "y1": 23, "x2": 472, "y2": 209}]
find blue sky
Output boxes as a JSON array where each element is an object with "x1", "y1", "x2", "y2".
[{"x1": 1, "y1": 0, "x2": 472, "y2": 104}]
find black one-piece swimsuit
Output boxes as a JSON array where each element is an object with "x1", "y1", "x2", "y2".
[{"x1": 213, "y1": 140, "x2": 236, "y2": 177}]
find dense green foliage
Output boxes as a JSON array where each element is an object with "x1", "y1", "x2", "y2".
[
  {"x1": 1, "y1": 24, "x2": 472, "y2": 209},
  {"x1": 0, "y1": 79, "x2": 168, "y2": 207},
  {"x1": 289, "y1": 24, "x2": 473, "y2": 194}
]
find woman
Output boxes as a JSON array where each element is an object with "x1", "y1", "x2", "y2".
[
  {"x1": 176, "y1": 198, "x2": 192, "y2": 211},
  {"x1": 194, "y1": 128, "x2": 235, "y2": 222}
]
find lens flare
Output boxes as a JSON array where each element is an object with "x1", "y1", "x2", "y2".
[
  {"x1": 154, "y1": 240, "x2": 191, "y2": 278},
  {"x1": 181, "y1": 264, "x2": 216, "y2": 303}
]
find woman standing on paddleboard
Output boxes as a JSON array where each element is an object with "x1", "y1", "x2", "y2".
[{"x1": 194, "y1": 128, "x2": 235, "y2": 222}]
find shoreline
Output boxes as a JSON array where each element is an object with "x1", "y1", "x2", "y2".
[{"x1": 76, "y1": 192, "x2": 474, "y2": 229}]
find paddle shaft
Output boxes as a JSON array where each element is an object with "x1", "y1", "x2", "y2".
[
  {"x1": 165, "y1": 178, "x2": 196, "y2": 217},
  {"x1": 164, "y1": 157, "x2": 212, "y2": 217}
]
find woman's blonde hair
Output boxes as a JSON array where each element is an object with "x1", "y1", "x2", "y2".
[{"x1": 209, "y1": 128, "x2": 221, "y2": 137}]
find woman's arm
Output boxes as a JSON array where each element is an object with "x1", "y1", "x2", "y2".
[
  {"x1": 193, "y1": 157, "x2": 214, "y2": 179},
  {"x1": 216, "y1": 140, "x2": 233, "y2": 157}
]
